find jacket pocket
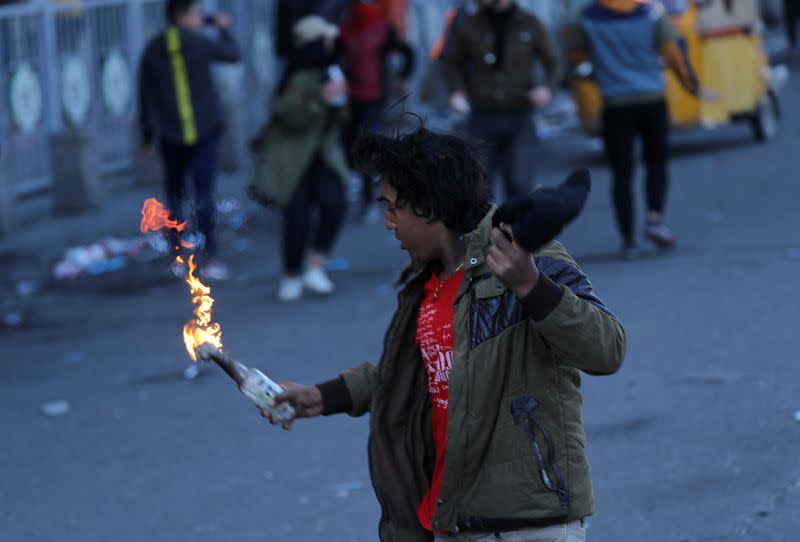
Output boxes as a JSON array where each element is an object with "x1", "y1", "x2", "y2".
[{"x1": 511, "y1": 395, "x2": 570, "y2": 512}]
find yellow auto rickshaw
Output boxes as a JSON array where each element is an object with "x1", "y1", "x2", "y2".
[{"x1": 569, "y1": 0, "x2": 781, "y2": 141}]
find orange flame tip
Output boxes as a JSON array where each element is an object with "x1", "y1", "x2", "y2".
[{"x1": 140, "y1": 197, "x2": 187, "y2": 234}]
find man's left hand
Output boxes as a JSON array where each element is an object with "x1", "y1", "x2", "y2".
[
  {"x1": 529, "y1": 85, "x2": 552, "y2": 108},
  {"x1": 486, "y1": 224, "x2": 541, "y2": 298}
]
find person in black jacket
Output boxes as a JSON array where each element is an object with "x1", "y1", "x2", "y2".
[{"x1": 138, "y1": 0, "x2": 240, "y2": 280}]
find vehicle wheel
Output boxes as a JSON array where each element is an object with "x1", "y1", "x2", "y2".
[{"x1": 751, "y1": 91, "x2": 780, "y2": 142}]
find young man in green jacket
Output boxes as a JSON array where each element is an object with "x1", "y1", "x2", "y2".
[{"x1": 265, "y1": 128, "x2": 626, "y2": 541}]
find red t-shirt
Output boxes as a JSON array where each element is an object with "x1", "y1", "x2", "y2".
[{"x1": 416, "y1": 268, "x2": 464, "y2": 532}]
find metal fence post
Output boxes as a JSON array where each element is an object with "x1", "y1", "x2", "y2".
[
  {"x1": 129, "y1": 0, "x2": 145, "y2": 61},
  {"x1": 39, "y1": 0, "x2": 62, "y2": 134},
  {"x1": 0, "y1": 143, "x2": 13, "y2": 237},
  {"x1": 48, "y1": 1, "x2": 104, "y2": 213}
]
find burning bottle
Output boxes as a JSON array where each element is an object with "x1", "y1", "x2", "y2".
[
  {"x1": 139, "y1": 198, "x2": 295, "y2": 424},
  {"x1": 195, "y1": 343, "x2": 296, "y2": 424}
]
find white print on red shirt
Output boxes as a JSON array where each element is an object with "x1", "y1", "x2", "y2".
[{"x1": 417, "y1": 301, "x2": 454, "y2": 411}]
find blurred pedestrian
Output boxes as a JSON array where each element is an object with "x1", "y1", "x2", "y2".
[
  {"x1": 340, "y1": 0, "x2": 415, "y2": 221},
  {"x1": 248, "y1": 16, "x2": 350, "y2": 303},
  {"x1": 375, "y1": 0, "x2": 409, "y2": 38},
  {"x1": 261, "y1": 127, "x2": 625, "y2": 541},
  {"x1": 137, "y1": 0, "x2": 240, "y2": 280},
  {"x1": 569, "y1": 0, "x2": 704, "y2": 258},
  {"x1": 419, "y1": 1, "x2": 478, "y2": 115},
  {"x1": 443, "y1": 0, "x2": 562, "y2": 200}
]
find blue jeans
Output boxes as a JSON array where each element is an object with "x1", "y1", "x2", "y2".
[{"x1": 159, "y1": 135, "x2": 219, "y2": 257}]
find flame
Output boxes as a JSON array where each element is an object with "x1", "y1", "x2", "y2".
[
  {"x1": 140, "y1": 198, "x2": 187, "y2": 234},
  {"x1": 139, "y1": 198, "x2": 222, "y2": 361},
  {"x1": 180, "y1": 255, "x2": 223, "y2": 361},
  {"x1": 140, "y1": 198, "x2": 196, "y2": 250}
]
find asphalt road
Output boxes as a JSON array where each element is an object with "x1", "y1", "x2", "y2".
[{"x1": 2, "y1": 73, "x2": 799, "y2": 542}]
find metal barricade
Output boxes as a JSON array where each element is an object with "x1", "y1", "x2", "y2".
[
  {"x1": 0, "y1": 2, "x2": 52, "y2": 196},
  {"x1": 50, "y1": 0, "x2": 151, "y2": 178},
  {"x1": 1, "y1": 0, "x2": 563, "y2": 213},
  {"x1": 236, "y1": 0, "x2": 277, "y2": 135}
]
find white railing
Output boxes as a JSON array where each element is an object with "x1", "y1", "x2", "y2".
[{"x1": 0, "y1": 0, "x2": 562, "y2": 201}]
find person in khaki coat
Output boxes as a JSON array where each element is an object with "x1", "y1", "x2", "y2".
[
  {"x1": 263, "y1": 128, "x2": 626, "y2": 542},
  {"x1": 249, "y1": 16, "x2": 350, "y2": 303}
]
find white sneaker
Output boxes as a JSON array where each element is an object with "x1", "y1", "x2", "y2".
[
  {"x1": 302, "y1": 266, "x2": 335, "y2": 295},
  {"x1": 277, "y1": 277, "x2": 303, "y2": 302}
]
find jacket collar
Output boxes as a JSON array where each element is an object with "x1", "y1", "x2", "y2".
[
  {"x1": 395, "y1": 205, "x2": 497, "y2": 289},
  {"x1": 461, "y1": 205, "x2": 496, "y2": 278}
]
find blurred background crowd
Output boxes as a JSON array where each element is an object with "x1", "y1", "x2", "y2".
[{"x1": 0, "y1": 0, "x2": 796, "y2": 301}]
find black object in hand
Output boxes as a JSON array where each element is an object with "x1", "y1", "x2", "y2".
[
  {"x1": 203, "y1": 14, "x2": 217, "y2": 25},
  {"x1": 492, "y1": 168, "x2": 591, "y2": 252}
]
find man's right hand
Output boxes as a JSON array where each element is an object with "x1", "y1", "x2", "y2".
[
  {"x1": 449, "y1": 91, "x2": 471, "y2": 114},
  {"x1": 261, "y1": 382, "x2": 324, "y2": 429}
]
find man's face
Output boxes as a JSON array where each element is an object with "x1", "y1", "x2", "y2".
[
  {"x1": 378, "y1": 180, "x2": 446, "y2": 264},
  {"x1": 177, "y1": 3, "x2": 204, "y2": 32}
]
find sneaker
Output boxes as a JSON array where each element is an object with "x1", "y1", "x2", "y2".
[
  {"x1": 277, "y1": 277, "x2": 303, "y2": 302},
  {"x1": 302, "y1": 266, "x2": 335, "y2": 295},
  {"x1": 200, "y1": 260, "x2": 230, "y2": 281},
  {"x1": 644, "y1": 221, "x2": 676, "y2": 249}
]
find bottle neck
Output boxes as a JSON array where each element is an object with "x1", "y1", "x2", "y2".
[{"x1": 210, "y1": 355, "x2": 247, "y2": 387}]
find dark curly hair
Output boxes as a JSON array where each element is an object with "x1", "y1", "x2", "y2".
[
  {"x1": 166, "y1": 0, "x2": 197, "y2": 24},
  {"x1": 352, "y1": 127, "x2": 493, "y2": 235}
]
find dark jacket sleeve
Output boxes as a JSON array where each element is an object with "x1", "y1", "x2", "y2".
[
  {"x1": 529, "y1": 14, "x2": 562, "y2": 89},
  {"x1": 383, "y1": 25, "x2": 415, "y2": 79},
  {"x1": 317, "y1": 362, "x2": 379, "y2": 417},
  {"x1": 442, "y1": 15, "x2": 468, "y2": 93},
  {"x1": 204, "y1": 28, "x2": 241, "y2": 63},
  {"x1": 520, "y1": 242, "x2": 626, "y2": 375}
]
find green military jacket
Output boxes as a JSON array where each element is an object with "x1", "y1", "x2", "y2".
[
  {"x1": 319, "y1": 209, "x2": 626, "y2": 541},
  {"x1": 249, "y1": 68, "x2": 350, "y2": 208}
]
